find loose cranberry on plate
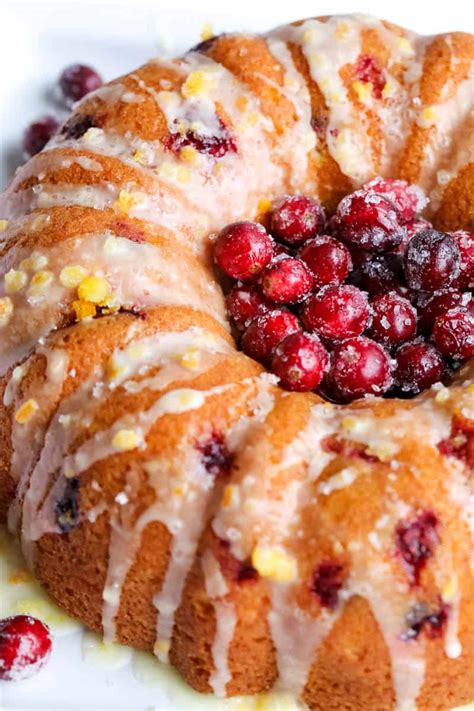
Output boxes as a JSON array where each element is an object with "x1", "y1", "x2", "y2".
[
  {"x1": 333, "y1": 191, "x2": 405, "y2": 253},
  {"x1": 271, "y1": 332, "x2": 328, "y2": 391},
  {"x1": 299, "y1": 235, "x2": 352, "y2": 288},
  {"x1": 22, "y1": 115, "x2": 59, "y2": 157},
  {"x1": 226, "y1": 284, "x2": 271, "y2": 331},
  {"x1": 394, "y1": 341, "x2": 445, "y2": 394},
  {"x1": 59, "y1": 64, "x2": 103, "y2": 104},
  {"x1": 214, "y1": 221, "x2": 273, "y2": 281},
  {"x1": 261, "y1": 257, "x2": 314, "y2": 304},
  {"x1": 403, "y1": 230, "x2": 461, "y2": 292},
  {"x1": 270, "y1": 195, "x2": 325, "y2": 246},
  {"x1": 327, "y1": 336, "x2": 393, "y2": 401},
  {"x1": 302, "y1": 285, "x2": 369, "y2": 340},
  {"x1": 432, "y1": 308, "x2": 474, "y2": 359},
  {"x1": 241, "y1": 309, "x2": 301, "y2": 364},
  {"x1": 0, "y1": 615, "x2": 52, "y2": 681},
  {"x1": 368, "y1": 292, "x2": 417, "y2": 347}
]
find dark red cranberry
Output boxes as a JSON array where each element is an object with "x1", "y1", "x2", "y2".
[
  {"x1": 432, "y1": 308, "x2": 474, "y2": 359},
  {"x1": 403, "y1": 230, "x2": 461, "y2": 292},
  {"x1": 328, "y1": 336, "x2": 392, "y2": 401},
  {"x1": 226, "y1": 284, "x2": 271, "y2": 331},
  {"x1": 353, "y1": 55, "x2": 386, "y2": 99},
  {"x1": 270, "y1": 195, "x2": 325, "y2": 246},
  {"x1": 402, "y1": 602, "x2": 448, "y2": 640},
  {"x1": 165, "y1": 119, "x2": 237, "y2": 158},
  {"x1": 349, "y1": 253, "x2": 403, "y2": 296},
  {"x1": 395, "y1": 511, "x2": 439, "y2": 586},
  {"x1": 322, "y1": 434, "x2": 379, "y2": 463},
  {"x1": 364, "y1": 178, "x2": 427, "y2": 223},
  {"x1": 0, "y1": 615, "x2": 52, "y2": 681},
  {"x1": 213, "y1": 539, "x2": 258, "y2": 584},
  {"x1": 450, "y1": 231, "x2": 474, "y2": 289},
  {"x1": 197, "y1": 431, "x2": 233, "y2": 478},
  {"x1": 241, "y1": 309, "x2": 301, "y2": 364},
  {"x1": 310, "y1": 561, "x2": 345, "y2": 609},
  {"x1": 404, "y1": 217, "x2": 433, "y2": 241},
  {"x1": 261, "y1": 257, "x2": 314, "y2": 304},
  {"x1": 418, "y1": 288, "x2": 471, "y2": 334},
  {"x1": 214, "y1": 222, "x2": 273, "y2": 281},
  {"x1": 61, "y1": 113, "x2": 98, "y2": 140},
  {"x1": 271, "y1": 332, "x2": 328, "y2": 391},
  {"x1": 55, "y1": 477, "x2": 80, "y2": 533},
  {"x1": 59, "y1": 64, "x2": 103, "y2": 104},
  {"x1": 302, "y1": 285, "x2": 369, "y2": 340},
  {"x1": 334, "y1": 191, "x2": 405, "y2": 253},
  {"x1": 368, "y1": 292, "x2": 417, "y2": 347},
  {"x1": 299, "y1": 235, "x2": 352, "y2": 288},
  {"x1": 272, "y1": 242, "x2": 293, "y2": 258},
  {"x1": 394, "y1": 341, "x2": 445, "y2": 394},
  {"x1": 22, "y1": 115, "x2": 59, "y2": 157},
  {"x1": 191, "y1": 34, "x2": 221, "y2": 53}
]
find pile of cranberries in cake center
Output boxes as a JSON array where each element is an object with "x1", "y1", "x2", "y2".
[{"x1": 213, "y1": 179, "x2": 473, "y2": 402}]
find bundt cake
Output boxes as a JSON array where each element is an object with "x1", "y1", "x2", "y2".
[{"x1": 0, "y1": 13, "x2": 473, "y2": 710}]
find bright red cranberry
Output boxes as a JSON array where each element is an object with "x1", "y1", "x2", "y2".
[
  {"x1": 350, "y1": 253, "x2": 404, "y2": 295},
  {"x1": 261, "y1": 257, "x2": 314, "y2": 304},
  {"x1": 197, "y1": 431, "x2": 233, "y2": 478},
  {"x1": 22, "y1": 115, "x2": 59, "y2": 157},
  {"x1": 334, "y1": 191, "x2": 405, "y2": 253},
  {"x1": 299, "y1": 235, "x2": 352, "y2": 288},
  {"x1": 395, "y1": 511, "x2": 439, "y2": 586},
  {"x1": 0, "y1": 615, "x2": 52, "y2": 681},
  {"x1": 310, "y1": 561, "x2": 345, "y2": 609},
  {"x1": 353, "y1": 55, "x2": 386, "y2": 99},
  {"x1": 394, "y1": 341, "x2": 445, "y2": 394},
  {"x1": 272, "y1": 242, "x2": 293, "y2": 258},
  {"x1": 214, "y1": 222, "x2": 273, "y2": 281},
  {"x1": 302, "y1": 285, "x2": 369, "y2": 340},
  {"x1": 418, "y1": 288, "x2": 472, "y2": 334},
  {"x1": 226, "y1": 284, "x2": 271, "y2": 331},
  {"x1": 364, "y1": 178, "x2": 427, "y2": 223},
  {"x1": 368, "y1": 292, "x2": 417, "y2": 347},
  {"x1": 328, "y1": 336, "x2": 392, "y2": 401},
  {"x1": 432, "y1": 308, "x2": 474, "y2": 359},
  {"x1": 270, "y1": 195, "x2": 325, "y2": 246},
  {"x1": 271, "y1": 332, "x2": 328, "y2": 391},
  {"x1": 403, "y1": 602, "x2": 448, "y2": 640},
  {"x1": 59, "y1": 64, "x2": 103, "y2": 104},
  {"x1": 165, "y1": 119, "x2": 237, "y2": 158},
  {"x1": 403, "y1": 230, "x2": 461, "y2": 292},
  {"x1": 450, "y1": 231, "x2": 474, "y2": 289},
  {"x1": 241, "y1": 309, "x2": 301, "y2": 364}
]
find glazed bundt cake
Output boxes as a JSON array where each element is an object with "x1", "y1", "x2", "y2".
[{"x1": 0, "y1": 13, "x2": 473, "y2": 710}]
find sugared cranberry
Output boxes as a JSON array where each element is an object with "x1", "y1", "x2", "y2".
[
  {"x1": 241, "y1": 309, "x2": 301, "y2": 364},
  {"x1": 22, "y1": 115, "x2": 59, "y2": 157},
  {"x1": 403, "y1": 230, "x2": 461, "y2": 292},
  {"x1": 59, "y1": 64, "x2": 103, "y2": 104},
  {"x1": 0, "y1": 615, "x2": 52, "y2": 681},
  {"x1": 270, "y1": 195, "x2": 325, "y2": 246},
  {"x1": 328, "y1": 336, "x2": 392, "y2": 401},
  {"x1": 299, "y1": 235, "x2": 352, "y2": 288},
  {"x1": 334, "y1": 191, "x2": 405, "y2": 253},
  {"x1": 418, "y1": 288, "x2": 472, "y2": 334},
  {"x1": 271, "y1": 332, "x2": 328, "y2": 391},
  {"x1": 272, "y1": 242, "x2": 293, "y2": 258},
  {"x1": 405, "y1": 217, "x2": 433, "y2": 241},
  {"x1": 353, "y1": 55, "x2": 386, "y2": 99},
  {"x1": 197, "y1": 431, "x2": 233, "y2": 478},
  {"x1": 395, "y1": 510, "x2": 439, "y2": 586},
  {"x1": 310, "y1": 561, "x2": 345, "y2": 609},
  {"x1": 432, "y1": 308, "x2": 474, "y2": 359},
  {"x1": 302, "y1": 285, "x2": 369, "y2": 340},
  {"x1": 364, "y1": 178, "x2": 427, "y2": 223},
  {"x1": 350, "y1": 253, "x2": 404, "y2": 295},
  {"x1": 226, "y1": 284, "x2": 271, "y2": 331},
  {"x1": 165, "y1": 119, "x2": 237, "y2": 158},
  {"x1": 214, "y1": 222, "x2": 273, "y2": 281},
  {"x1": 394, "y1": 341, "x2": 445, "y2": 394},
  {"x1": 368, "y1": 292, "x2": 417, "y2": 347},
  {"x1": 450, "y1": 231, "x2": 474, "y2": 289},
  {"x1": 403, "y1": 602, "x2": 448, "y2": 640},
  {"x1": 261, "y1": 257, "x2": 313, "y2": 304}
]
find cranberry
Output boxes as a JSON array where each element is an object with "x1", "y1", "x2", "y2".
[
  {"x1": 272, "y1": 242, "x2": 293, "y2": 258},
  {"x1": 368, "y1": 292, "x2": 417, "y2": 347},
  {"x1": 22, "y1": 115, "x2": 59, "y2": 157},
  {"x1": 310, "y1": 561, "x2": 345, "y2": 609},
  {"x1": 214, "y1": 222, "x2": 273, "y2": 281},
  {"x1": 350, "y1": 253, "x2": 403, "y2": 295},
  {"x1": 353, "y1": 55, "x2": 386, "y2": 99},
  {"x1": 299, "y1": 235, "x2": 352, "y2": 288},
  {"x1": 270, "y1": 195, "x2": 325, "y2": 246},
  {"x1": 61, "y1": 113, "x2": 99, "y2": 140},
  {"x1": 0, "y1": 615, "x2": 52, "y2": 681},
  {"x1": 271, "y1": 332, "x2": 328, "y2": 391},
  {"x1": 394, "y1": 341, "x2": 445, "y2": 394},
  {"x1": 364, "y1": 178, "x2": 427, "y2": 223},
  {"x1": 432, "y1": 308, "x2": 474, "y2": 359},
  {"x1": 302, "y1": 285, "x2": 369, "y2": 340},
  {"x1": 226, "y1": 284, "x2": 271, "y2": 331},
  {"x1": 328, "y1": 336, "x2": 392, "y2": 401},
  {"x1": 403, "y1": 230, "x2": 461, "y2": 292},
  {"x1": 334, "y1": 191, "x2": 405, "y2": 253},
  {"x1": 405, "y1": 217, "x2": 433, "y2": 241},
  {"x1": 403, "y1": 602, "x2": 448, "y2": 640},
  {"x1": 165, "y1": 119, "x2": 237, "y2": 158},
  {"x1": 450, "y1": 231, "x2": 474, "y2": 289},
  {"x1": 197, "y1": 431, "x2": 233, "y2": 478},
  {"x1": 55, "y1": 477, "x2": 80, "y2": 533},
  {"x1": 395, "y1": 510, "x2": 439, "y2": 586},
  {"x1": 418, "y1": 288, "x2": 472, "y2": 334},
  {"x1": 59, "y1": 64, "x2": 103, "y2": 104},
  {"x1": 261, "y1": 257, "x2": 314, "y2": 304},
  {"x1": 438, "y1": 416, "x2": 474, "y2": 468},
  {"x1": 213, "y1": 539, "x2": 258, "y2": 584},
  {"x1": 241, "y1": 310, "x2": 301, "y2": 364}
]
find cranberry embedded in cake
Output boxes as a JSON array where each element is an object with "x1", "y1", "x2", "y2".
[
  {"x1": 0, "y1": 615, "x2": 52, "y2": 681},
  {"x1": 395, "y1": 511, "x2": 439, "y2": 586},
  {"x1": 310, "y1": 561, "x2": 345, "y2": 609},
  {"x1": 197, "y1": 431, "x2": 233, "y2": 478}
]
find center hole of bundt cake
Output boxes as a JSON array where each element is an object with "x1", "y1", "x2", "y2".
[{"x1": 212, "y1": 179, "x2": 473, "y2": 403}]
